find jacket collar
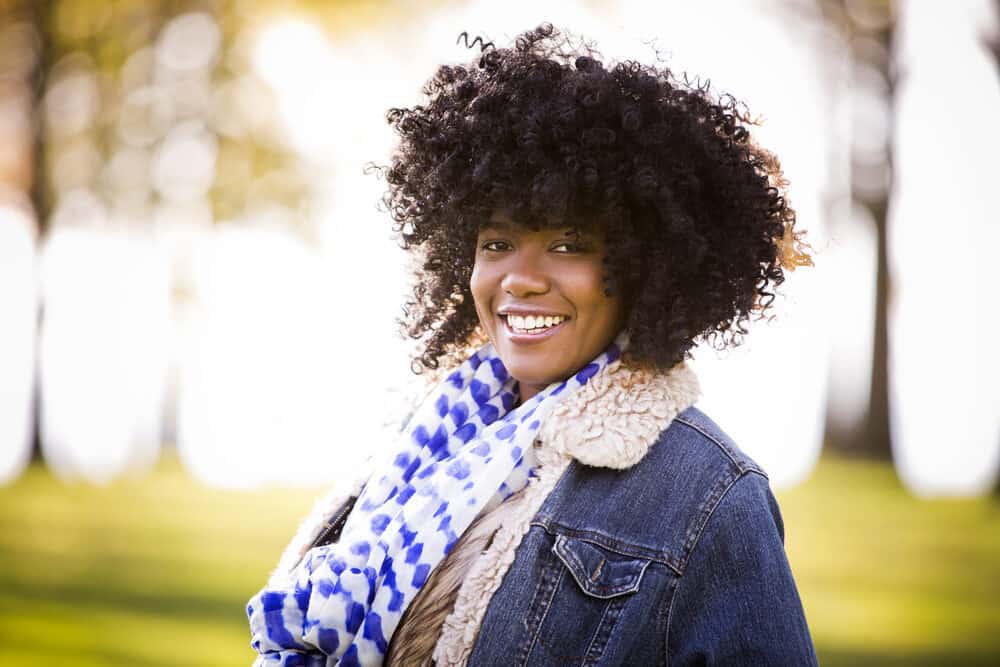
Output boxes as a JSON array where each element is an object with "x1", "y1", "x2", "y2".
[{"x1": 538, "y1": 358, "x2": 702, "y2": 469}]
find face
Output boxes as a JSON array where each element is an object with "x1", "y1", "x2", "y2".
[{"x1": 470, "y1": 210, "x2": 624, "y2": 403}]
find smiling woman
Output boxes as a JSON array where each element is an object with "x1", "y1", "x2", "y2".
[
  {"x1": 471, "y1": 211, "x2": 624, "y2": 403},
  {"x1": 247, "y1": 23, "x2": 817, "y2": 666}
]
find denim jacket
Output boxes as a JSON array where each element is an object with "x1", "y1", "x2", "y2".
[
  {"x1": 260, "y1": 362, "x2": 818, "y2": 666},
  {"x1": 464, "y1": 404, "x2": 819, "y2": 666}
]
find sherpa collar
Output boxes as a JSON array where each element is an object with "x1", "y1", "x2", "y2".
[{"x1": 537, "y1": 358, "x2": 702, "y2": 469}]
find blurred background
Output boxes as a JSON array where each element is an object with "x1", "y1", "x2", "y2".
[{"x1": 1, "y1": 0, "x2": 998, "y2": 664}]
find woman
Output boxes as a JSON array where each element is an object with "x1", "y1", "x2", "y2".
[{"x1": 248, "y1": 24, "x2": 818, "y2": 666}]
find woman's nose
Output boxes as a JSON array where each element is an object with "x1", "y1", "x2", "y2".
[{"x1": 500, "y1": 258, "x2": 549, "y2": 297}]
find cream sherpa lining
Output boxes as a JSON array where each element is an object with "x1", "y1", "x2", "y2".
[{"x1": 431, "y1": 359, "x2": 701, "y2": 666}]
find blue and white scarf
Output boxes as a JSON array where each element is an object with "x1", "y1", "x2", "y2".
[{"x1": 247, "y1": 333, "x2": 625, "y2": 666}]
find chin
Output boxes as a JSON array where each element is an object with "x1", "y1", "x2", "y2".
[{"x1": 507, "y1": 366, "x2": 563, "y2": 387}]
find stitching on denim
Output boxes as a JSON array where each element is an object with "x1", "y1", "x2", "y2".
[
  {"x1": 554, "y1": 535, "x2": 650, "y2": 597},
  {"x1": 554, "y1": 535, "x2": 591, "y2": 594},
  {"x1": 663, "y1": 471, "x2": 755, "y2": 663},
  {"x1": 663, "y1": 578, "x2": 675, "y2": 666},
  {"x1": 680, "y1": 467, "x2": 742, "y2": 566},
  {"x1": 530, "y1": 457, "x2": 577, "y2": 528},
  {"x1": 522, "y1": 557, "x2": 565, "y2": 665},
  {"x1": 582, "y1": 598, "x2": 615, "y2": 666},
  {"x1": 517, "y1": 544, "x2": 556, "y2": 665},
  {"x1": 672, "y1": 415, "x2": 767, "y2": 478},
  {"x1": 581, "y1": 595, "x2": 624, "y2": 666},
  {"x1": 681, "y1": 469, "x2": 759, "y2": 575},
  {"x1": 656, "y1": 578, "x2": 673, "y2": 667},
  {"x1": 534, "y1": 522, "x2": 677, "y2": 569}
]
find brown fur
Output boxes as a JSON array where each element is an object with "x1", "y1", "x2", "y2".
[{"x1": 385, "y1": 485, "x2": 528, "y2": 666}]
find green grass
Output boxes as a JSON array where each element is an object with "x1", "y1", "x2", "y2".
[
  {"x1": 0, "y1": 453, "x2": 997, "y2": 666},
  {"x1": 779, "y1": 456, "x2": 1000, "y2": 666}
]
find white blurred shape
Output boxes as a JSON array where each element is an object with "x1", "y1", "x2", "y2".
[
  {"x1": 51, "y1": 136, "x2": 102, "y2": 192},
  {"x1": 153, "y1": 121, "x2": 217, "y2": 202},
  {"x1": 825, "y1": 203, "x2": 877, "y2": 430},
  {"x1": 48, "y1": 187, "x2": 107, "y2": 228},
  {"x1": 253, "y1": 19, "x2": 330, "y2": 93},
  {"x1": 44, "y1": 57, "x2": 99, "y2": 137},
  {"x1": 252, "y1": 19, "x2": 342, "y2": 162},
  {"x1": 691, "y1": 265, "x2": 828, "y2": 490},
  {"x1": 177, "y1": 226, "x2": 404, "y2": 488},
  {"x1": 850, "y1": 62, "x2": 891, "y2": 164},
  {"x1": 118, "y1": 85, "x2": 173, "y2": 148},
  {"x1": 156, "y1": 12, "x2": 221, "y2": 73},
  {"x1": 39, "y1": 227, "x2": 169, "y2": 482},
  {"x1": 0, "y1": 204, "x2": 37, "y2": 484},
  {"x1": 888, "y1": 0, "x2": 1000, "y2": 497}
]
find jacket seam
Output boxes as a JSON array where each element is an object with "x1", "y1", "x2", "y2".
[
  {"x1": 662, "y1": 469, "x2": 764, "y2": 661},
  {"x1": 672, "y1": 416, "x2": 767, "y2": 478},
  {"x1": 530, "y1": 520, "x2": 681, "y2": 573}
]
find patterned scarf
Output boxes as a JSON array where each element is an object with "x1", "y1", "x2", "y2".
[{"x1": 247, "y1": 333, "x2": 626, "y2": 666}]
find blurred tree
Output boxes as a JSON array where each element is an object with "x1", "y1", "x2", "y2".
[
  {"x1": 0, "y1": 0, "x2": 46, "y2": 463},
  {"x1": 990, "y1": 0, "x2": 1000, "y2": 66},
  {"x1": 988, "y1": 0, "x2": 1000, "y2": 496},
  {"x1": 35, "y1": 0, "x2": 316, "y2": 234},
  {"x1": 811, "y1": 0, "x2": 895, "y2": 460}
]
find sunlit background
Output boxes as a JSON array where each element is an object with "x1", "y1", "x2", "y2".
[{"x1": 1, "y1": 0, "x2": 998, "y2": 665}]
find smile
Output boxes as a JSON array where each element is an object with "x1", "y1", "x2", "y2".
[
  {"x1": 505, "y1": 314, "x2": 566, "y2": 332},
  {"x1": 500, "y1": 313, "x2": 569, "y2": 343}
]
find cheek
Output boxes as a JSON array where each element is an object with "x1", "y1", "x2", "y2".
[
  {"x1": 568, "y1": 265, "x2": 621, "y2": 336},
  {"x1": 469, "y1": 263, "x2": 491, "y2": 323},
  {"x1": 569, "y1": 265, "x2": 610, "y2": 311}
]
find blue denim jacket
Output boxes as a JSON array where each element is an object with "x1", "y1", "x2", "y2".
[{"x1": 465, "y1": 405, "x2": 818, "y2": 666}]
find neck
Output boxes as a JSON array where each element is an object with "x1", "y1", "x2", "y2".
[{"x1": 517, "y1": 382, "x2": 544, "y2": 405}]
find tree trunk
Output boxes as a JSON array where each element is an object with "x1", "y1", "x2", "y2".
[{"x1": 815, "y1": 0, "x2": 895, "y2": 459}]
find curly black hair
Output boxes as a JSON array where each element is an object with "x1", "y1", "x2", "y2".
[{"x1": 379, "y1": 23, "x2": 812, "y2": 374}]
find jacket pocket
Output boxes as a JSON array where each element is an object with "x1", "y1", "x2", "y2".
[
  {"x1": 553, "y1": 534, "x2": 650, "y2": 599},
  {"x1": 520, "y1": 532, "x2": 652, "y2": 666}
]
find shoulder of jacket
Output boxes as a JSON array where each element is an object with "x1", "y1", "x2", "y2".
[
  {"x1": 667, "y1": 405, "x2": 768, "y2": 479},
  {"x1": 642, "y1": 406, "x2": 773, "y2": 572}
]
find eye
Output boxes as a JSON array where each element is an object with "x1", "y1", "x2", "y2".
[
  {"x1": 550, "y1": 241, "x2": 589, "y2": 253},
  {"x1": 480, "y1": 239, "x2": 512, "y2": 252}
]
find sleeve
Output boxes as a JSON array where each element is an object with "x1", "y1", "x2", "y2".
[{"x1": 665, "y1": 471, "x2": 819, "y2": 666}]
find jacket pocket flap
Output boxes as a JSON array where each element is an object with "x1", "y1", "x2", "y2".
[{"x1": 553, "y1": 534, "x2": 650, "y2": 599}]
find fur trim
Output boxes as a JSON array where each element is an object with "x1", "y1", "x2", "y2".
[
  {"x1": 547, "y1": 361, "x2": 701, "y2": 469},
  {"x1": 431, "y1": 360, "x2": 701, "y2": 666}
]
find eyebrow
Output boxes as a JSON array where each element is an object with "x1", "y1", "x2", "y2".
[
  {"x1": 480, "y1": 221, "x2": 583, "y2": 237},
  {"x1": 480, "y1": 220, "x2": 517, "y2": 232}
]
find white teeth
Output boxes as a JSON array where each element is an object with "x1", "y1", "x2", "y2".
[{"x1": 505, "y1": 314, "x2": 566, "y2": 332}]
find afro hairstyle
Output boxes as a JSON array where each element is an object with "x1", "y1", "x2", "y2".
[{"x1": 379, "y1": 23, "x2": 812, "y2": 374}]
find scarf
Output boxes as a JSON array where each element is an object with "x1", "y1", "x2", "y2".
[{"x1": 247, "y1": 333, "x2": 626, "y2": 666}]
